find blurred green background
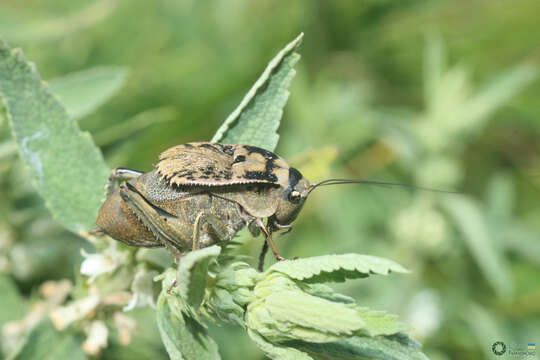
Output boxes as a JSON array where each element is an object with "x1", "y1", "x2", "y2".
[{"x1": 1, "y1": 1, "x2": 539, "y2": 359}]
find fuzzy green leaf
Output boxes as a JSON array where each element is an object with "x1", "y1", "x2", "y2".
[
  {"x1": 267, "y1": 254, "x2": 409, "y2": 283},
  {"x1": 287, "y1": 334, "x2": 428, "y2": 360},
  {"x1": 0, "y1": 41, "x2": 109, "y2": 233},
  {"x1": 247, "y1": 273, "x2": 407, "y2": 345},
  {"x1": 10, "y1": 319, "x2": 87, "y2": 360},
  {"x1": 176, "y1": 245, "x2": 221, "y2": 310},
  {"x1": 211, "y1": 33, "x2": 303, "y2": 151},
  {"x1": 156, "y1": 290, "x2": 221, "y2": 360},
  {"x1": 253, "y1": 289, "x2": 367, "y2": 342},
  {"x1": 49, "y1": 66, "x2": 127, "y2": 120}
]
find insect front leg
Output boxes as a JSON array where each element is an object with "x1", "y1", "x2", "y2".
[
  {"x1": 106, "y1": 168, "x2": 144, "y2": 196},
  {"x1": 192, "y1": 211, "x2": 230, "y2": 251},
  {"x1": 256, "y1": 220, "x2": 292, "y2": 271},
  {"x1": 271, "y1": 221, "x2": 293, "y2": 238},
  {"x1": 255, "y1": 218, "x2": 284, "y2": 262}
]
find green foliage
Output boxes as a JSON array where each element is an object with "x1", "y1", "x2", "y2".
[
  {"x1": 441, "y1": 196, "x2": 512, "y2": 298},
  {"x1": 1, "y1": 2, "x2": 540, "y2": 360},
  {"x1": 10, "y1": 320, "x2": 87, "y2": 360},
  {"x1": 0, "y1": 275, "x2": 26, "y2": 328},
  {"x1": 267, "y1": 254, "x2": 409, "y2": 283},
  {"x1": 0, "y1": 1, "x2": 115, "y2": 44},
  {"x1": 149, "y1": 37, "x2": 423, "y2": 360},
  {"x1": 162, "y1": 247, "x2": 424, "y2": 360},
  {"x1": 212, "y1": 33, "x2": 302, "y2": 150},
  {"x1": 176, "y1": 245, "x2": 221, "y2": 310},
  {"x1": 49, "y1": 66, "x2": 128, "y2": 120},
  {"x1": 156, "y1": 269, "x2": 221, "y2": 360},
  {"x1": 287, "y1": 335, "x2": 428, "y2": 360},
  {"x1": 0, "y1": 40, "x2": 109, "y2": 233}
]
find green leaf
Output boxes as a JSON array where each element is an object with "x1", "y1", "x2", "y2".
[
  {"x1": 355, "y1": 308, "x2": 408, "y2": 337},
  {"x1": 49, "y1": 66, "x2": 128, "y2": 120},
  {"x1": 103, "y1": 307, "x2": 168, "y2": 360},
  {"x1": 286, "y1": 334, "x2": 429, "y2": 360},
  {"x1": 136, "y1": 248, "x2": 174, "y2": 269},
  {"x1": 156, "y1": 291, "x2": 221, "y2": 360},
  {"x1": 205, "y1": 262, "x2": 259, "y2": 326},
  {"x1": 303, "y1": 284, "x2": 355, "y2": 304},
  {"x1": 211, "y1": 33, "x2": 303, "y2": 151},
  {"x1": 267, "y1": 254, "x2": 409, "y2": 283},
  {"x1": 461, "y1": 64, "x2": 537, "y2": 132},
  {"x1": 10, "y1": 319, "x2": 87, "y2": 360},
  {"x1": 0, "y1": 274, "x2": 26, "y2": 328},
  {"x1": 93, "y1": 106, "x2": 176, "y2": 146},
  {"x1": 441, "y1": 196, "x2": 513, "y2": 298},
  {"x1": 485, "y1": 172, "x2": 514, "y2": 220},
  {"x1": 247, "y1": 273, "x2": 406, "y2": 345},
  {"x1": 247, "y1": 329, "x2": 313, "y2": 360},
  {"x1": 259, "y1": 289, "x2": 367, "y2": 341},
  {"x1": 176, "y1": 245, "x2": 221, "y2": 310},
  {"x1": 0, "y1": 41, "x2": 110, "y2": 233}
]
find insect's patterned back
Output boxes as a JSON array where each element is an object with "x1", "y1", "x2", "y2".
[{"x1": 156, "y1": 142, "x2": 290, "y2": 187}]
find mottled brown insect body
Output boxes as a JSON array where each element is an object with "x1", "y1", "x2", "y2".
[
  {"x1": 96, "y1": 142, "x2": 447, "y2": 269},
  {"x1": 96, "y1": 142, "x2": 311, "y2": 267}
]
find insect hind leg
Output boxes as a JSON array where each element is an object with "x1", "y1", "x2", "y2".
[
  {"x1": 106, "y1": 168, "x2": 143, "y2": 196},
  {"x1": 192, "y1": 211, "x2": 230, "y2": 251}
]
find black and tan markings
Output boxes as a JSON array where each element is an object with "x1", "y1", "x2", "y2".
[
  {"x1": 282, "y1": 167, "x2": 303, "y2": 200},
  {"x1": 156, "y1": 142, "x2": 290, "y2": 187}
]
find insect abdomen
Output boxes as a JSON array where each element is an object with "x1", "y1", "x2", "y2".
[{"x1": 96, "y1": 190, "x2": 163, "y2": 248}]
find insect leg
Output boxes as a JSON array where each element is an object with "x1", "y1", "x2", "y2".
[
  {"x1": 106, "y1": 168, "x2": 143, "y2": 196},
  {"x1": 192, "y1": 211, "x2": 230, "y2": 251},
  {"x1": 272, "y1": 221, "x2": 293, "y2": 238},
  {"x1": 258, "y1": 241, "x2": 269, "y2": 271},
  {"x1": 255, "y1": 218, "x2": 284, "y2": 262}
]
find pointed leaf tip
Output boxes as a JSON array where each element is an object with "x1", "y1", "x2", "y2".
[{"x1": 211, "y1": 33, "x2": 304, "y2": 150}]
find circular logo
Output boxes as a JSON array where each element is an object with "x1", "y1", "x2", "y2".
[{"x1": 492, "y1": 341, "x2": 506, "y2": 356}]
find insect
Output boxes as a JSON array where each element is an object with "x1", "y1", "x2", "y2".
[{"x1": 96, "y1": 142, "x2": 439, "y2": 270}]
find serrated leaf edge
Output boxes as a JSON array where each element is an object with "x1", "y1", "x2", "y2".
[{"x1": 267, "y1": 254, "x2": 410, "y2": 282}]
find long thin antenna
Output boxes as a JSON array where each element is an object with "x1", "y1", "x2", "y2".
[{"x1": 309, "y1": 179, "x2": 457, "y2": 194}]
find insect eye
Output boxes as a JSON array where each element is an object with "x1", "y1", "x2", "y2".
[{"x1": 288, "y1": 190, "x2": 301, "y2": 203}]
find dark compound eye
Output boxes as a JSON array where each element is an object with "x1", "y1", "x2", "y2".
[
  {"x1": 288, "y1": 190, "x2": 301, "y2": 203},
  {"x1": 232, "y1": 155, "x2": 246, "y2": 164}
]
